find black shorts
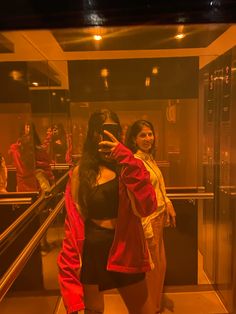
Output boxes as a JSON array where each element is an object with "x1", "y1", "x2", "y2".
[{"x1": 80, "y1": 219, "x2": 145, "y2": 291}]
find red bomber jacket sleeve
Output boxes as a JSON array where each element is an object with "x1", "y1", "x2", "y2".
[
  {"x1": 111, "y1": 143, "x2": 157, "y2": 218},
  {"x1": 57, "y1": 184, "x2": 85, "y2": 313}
]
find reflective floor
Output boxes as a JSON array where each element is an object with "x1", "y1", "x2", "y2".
[
  {"x1": 0, "y1": 225, "x2": 229, "y2": 314},
  {"x1": 1, "y1": 290, "x2": 226, "y2": 314}
]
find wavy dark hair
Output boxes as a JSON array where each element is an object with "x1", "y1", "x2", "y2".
[
  {"x1": 78, "y1": 109, "x2": 122, "y2": 217},
  {"x1": 19, "y1": 122, "x2": 41, "y2": 169},
  {"x1": 19, "y1": 122, "x2": 41, "y2": 145},
  {"x1": 125, "y1": 120, "x2": 156, "y2": 158}
]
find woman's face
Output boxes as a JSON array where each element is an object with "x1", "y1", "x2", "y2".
[{"x1": 135, "y1": 125, "x2": 154, "y2": 153}]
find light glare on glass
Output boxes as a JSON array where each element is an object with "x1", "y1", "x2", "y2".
[
  {"x1": 175, "y1": 33, "x2": 186, "y2": 39},
  {"x1": 152, "y1": 67, "x2": 158, "y2": 75},
  {"x1": 94, "y1": 34, "x2": 102, "y2": 41},
  {"x1": 145, "y1": 77, "x2": 151, "y2": 87},
  {"x1": 100, "y1": 68, "x2": 109, "y2": 77}
]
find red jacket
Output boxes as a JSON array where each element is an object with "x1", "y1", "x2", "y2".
[
  {"x1": 9, "y1": 142, "x2": 38, "y2": 191},
  {"x1": 57, "y1": 143, "x2": 157, "y2": 313},
  {"x1": 9, "y1": 141, "x2": 54, "y2": 191}
]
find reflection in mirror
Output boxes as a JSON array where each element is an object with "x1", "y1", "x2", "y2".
[{"x1": 0, "y1": 24, "x2": 236, "y2": 314}]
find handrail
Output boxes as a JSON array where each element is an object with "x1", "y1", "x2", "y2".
[
  {"x1": 7, "y1": 164, "x2": 70, "y2": 171},
  {"x1": 0, "y1": 196, "x2": 65, "y2": 302},
  {"x1": 0, "y1": 197, "x2": 35, "y2": 205},
  {"x1": 0, "y1": 192, "x2": 39, "y2": 198},
  {"x1": 0, "y1": 171, "x2": 69, "y2": 245},
  {"x1": 50, "y1": 163, "x2": 70, "y2": 171},
  {"x1": 0, "y1": 192, "x2": 39, "y2": 205},
  {"x1": 167, "y1": 192, "x2": 214, "y2": 200},
  {"x1": 166, "y1": 186, "x2": 206, "y2": 191},
  {"x1": 46, "y1": 170, "x2": 69, "y2": 195},
  {"x1": 0, "y1": 192, "x2": 45, "y2": 244}
]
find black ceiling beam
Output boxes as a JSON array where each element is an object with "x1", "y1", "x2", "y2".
[{"x1": 0, "y1": 1, "x2": 236, "y2": 31}]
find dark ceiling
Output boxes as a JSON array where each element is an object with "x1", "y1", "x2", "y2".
[
  {"x1": 28, "y1": 62, "x2": 61, "y2": 87},
  {"x1": 52, "y1": 24, "x2": 230, "y2": 52},
  {"x1": 68, "y1": 57, "x2": 199, "y2": 102}
]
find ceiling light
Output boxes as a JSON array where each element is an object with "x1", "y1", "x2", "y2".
[
  {"x1": 32, "y1": 82, "x2": 39, "y2": 86},
  {"x1": 93, "y1": 34, "x2": 102, "y2": 41},
  {"x1": 145, "y1": 77, "x2": 151, "y2": 87},
  {"x1": 9, "y1": 70, "x2": 23, "y2": 81},
  {"x1": 152, "y1": 67, "x2": 158, "y2": 75},
  {"x1": 175, "y1": 33, "x2": 186, "y2": 40},
  {"x1": 100, "y1": 68, "x2": 109, "y2": 78}
]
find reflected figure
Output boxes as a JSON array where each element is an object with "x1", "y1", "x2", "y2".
[
  {"x1": 9, "y1": 122, "x2": 38, "y2": 191},
  {"x1": 9, "y1": 122, "x2": 54, "y2": 192},
  {"x1": 10, "y1": 122, "x2": 55, "y2": 255},
  {"x1": 58, "y1": 109, "x2": 157, "y2": 314},
  {"x1": 126, "y1": 120, "x2": 176, "y2": 314},
  {"x1": 0, "y1": 153, "x2": 7, "y2": 193},
  {"x1": 71, "y1": 123, "x2": 85, "y2": 164},
  {"x1": 50, "y1": 123, "x2": 68, "y2": 163}
]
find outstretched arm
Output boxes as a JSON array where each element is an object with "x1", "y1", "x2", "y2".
[{"x1": 99, "y1": 131, "x2": 157, "y2": 217}]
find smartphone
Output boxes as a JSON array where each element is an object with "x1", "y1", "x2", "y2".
[{"x1": 102, "y1": 124, "x2": 120, "y2": 141}]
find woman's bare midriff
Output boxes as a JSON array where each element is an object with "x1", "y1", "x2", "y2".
[{"x1": 91, "y1": 218, "x2": 117, "y2": 229}]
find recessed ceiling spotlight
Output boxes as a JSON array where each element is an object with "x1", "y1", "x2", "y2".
[
  {"x1": 152, "y1": 67, "x2": 158, "y2": 75},
  {"x1": 9, "y1": 70, "x2": 23, "y2": 81},
  {"x1": 175, "y1": 33, "x2": 186, "y2": 40},
  {"x1": 93, "y1": 34, "x2": 102, "y2": 41},
  {"x1": 145, "y1": 77, "x2": 151, "y2": 87},
  {"x1": 100, "y1": 68, "x2": 109, "y2": 78}
]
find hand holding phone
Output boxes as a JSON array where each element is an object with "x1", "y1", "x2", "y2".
[
  {"x1": 102, "y1": 124, "x2": 120, "y2": 141},
  {"x1": 98, "y1": 124, "x2": 120, "y2": 154}
]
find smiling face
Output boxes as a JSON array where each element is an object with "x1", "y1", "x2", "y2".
[{"x1": 135, "y1": 125, "x2": 155, "y2": 153}]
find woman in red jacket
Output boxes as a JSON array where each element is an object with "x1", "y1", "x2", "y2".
[
  {"x1": 58, "y1": 109, "x2": 157, "y2": 314},
  {"x1": 10, "y1": 122, "x2": 54, "y2": 192}
]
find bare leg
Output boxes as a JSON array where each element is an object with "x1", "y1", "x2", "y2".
[
  {"x1": 146, "y1": 213, "x2": 166, "y2": 313},
  {"x1": 118, "y1": 278, "x2": 152, "y2": 314},
  {"x1": 83, "y1": 284, "x2": 105, "y2": 314}
]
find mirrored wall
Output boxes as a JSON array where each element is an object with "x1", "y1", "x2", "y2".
[{"x1": 0, "y1": 24, "x2": 236, "y2": 312}]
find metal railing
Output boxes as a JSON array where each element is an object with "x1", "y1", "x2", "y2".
[
  {"x1": 0, "y1": 196, "x2": 65, "y2": 302},
  {"x1": 0, "y1": 171, "x2": 69, "y2": 254},
  {"x1": 0, "y1": 192, "x2": 39, "y2": 205},
  {"x1": 167, "y1": 192, "x2": 214, "y2": 200}
]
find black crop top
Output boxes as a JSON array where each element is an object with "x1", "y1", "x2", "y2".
[{"x1": 87, "y1": 177, "x2": 119, "y2": 220}]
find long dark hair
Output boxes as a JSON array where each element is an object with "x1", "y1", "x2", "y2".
[
  {"x1": 125, "y1": 120, "x2": 156, "y2": 158},
  {"x1": 78, "y1": 109, "x2": 122, "y2": 217},
  {"x1": 19, "y1": 122, "x2": 41, "y2": 169}
]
